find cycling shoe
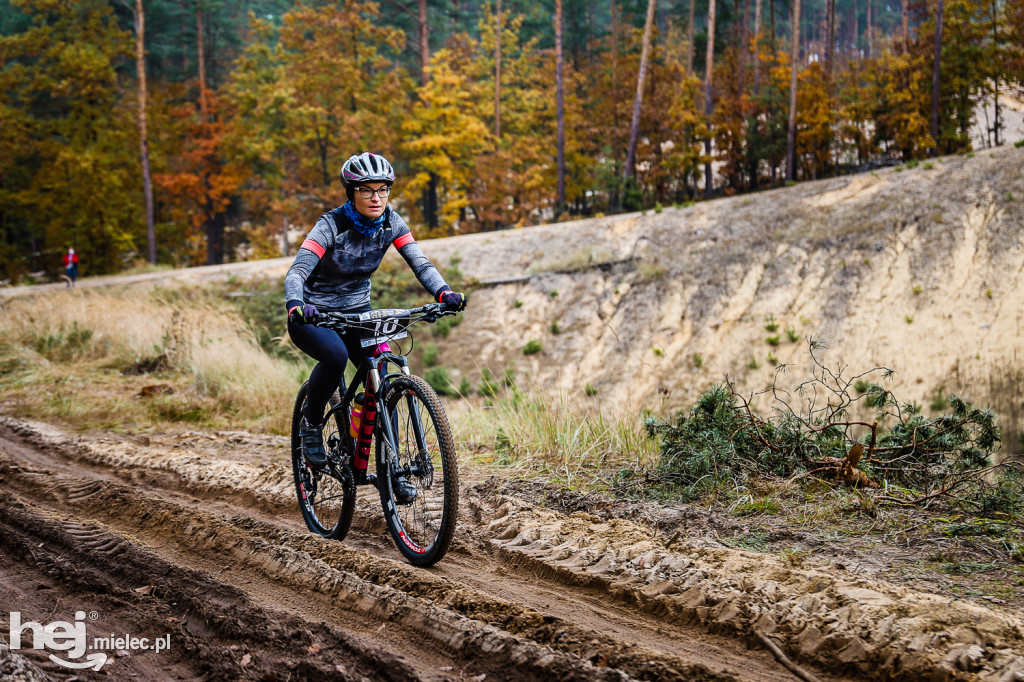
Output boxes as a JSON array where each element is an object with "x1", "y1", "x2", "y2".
[
  {"x1": 393, "y1": 475, "x2": 418, "y2": 504},
  {"x1": 299, "y1": 417, "x2": 327, "y2": 469}
]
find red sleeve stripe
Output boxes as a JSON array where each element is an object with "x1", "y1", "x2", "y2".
[
  {"x1": 300, "y1": 239, "x2": 326, "y2": 258},
  {"x1": 393, "y1": 233, "x2": 415, "y2": 249}
]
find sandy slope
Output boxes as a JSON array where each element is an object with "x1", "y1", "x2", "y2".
[{"x1": 411, "y1": 148, "x2": 1024, "y2": 421}]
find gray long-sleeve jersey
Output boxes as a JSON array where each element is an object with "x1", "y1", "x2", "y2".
[{"x1": 284, "y1": 206, "x2": 449, "y2": 312}]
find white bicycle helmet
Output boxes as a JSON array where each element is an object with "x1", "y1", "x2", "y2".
[{"x1": 340, "y1": 152, "x2": 396, "y2": 187}]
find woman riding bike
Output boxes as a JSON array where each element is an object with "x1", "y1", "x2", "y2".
[{"x1": 285, "y1": 152, "x2": 466, "y2": 497}]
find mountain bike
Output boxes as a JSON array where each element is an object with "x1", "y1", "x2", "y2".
[{"x1": 290, "y1": 302, "x2": 460, "y2": 567}]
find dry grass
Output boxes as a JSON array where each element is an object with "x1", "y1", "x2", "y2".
[
  {"x1": 0, "y1": 288, "x2": 656, "y2": 468},
  {"x1": 526, "y1": 246, "x2": 616, "y2": 274},
  {"x1": 0, "y1": 289, "x2": 305, "y2": 433},
  {"x1": 976, "y1": 353, "x2": 1024, "y2": 462},
  {"x1": 451, "y1": 381, "x2": 658, "y2": 490}
]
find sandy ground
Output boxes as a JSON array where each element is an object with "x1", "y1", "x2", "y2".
[{"x1": 0, "y1": 417, "x2": 1022, "y2": 681}]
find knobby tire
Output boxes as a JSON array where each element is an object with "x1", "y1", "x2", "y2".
[
  {"x1": 377, "y1": 375, "x2": 459, "y2": 566},
  {"x1": 291, "y1": 381, "x2": 355, "y2": 540}
]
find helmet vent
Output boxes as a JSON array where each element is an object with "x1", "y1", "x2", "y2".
[{"x1": 340, "y1": 152, "x2": 396, "y2": 188}]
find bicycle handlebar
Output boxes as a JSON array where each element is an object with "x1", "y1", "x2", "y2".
[{"x1": 314, "y1": 301, "x2": 458, "y2": 332}]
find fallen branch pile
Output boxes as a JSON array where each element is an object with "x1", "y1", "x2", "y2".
[{"x1": 643, "y1": 339, "x2": 1021, "y2": 518}]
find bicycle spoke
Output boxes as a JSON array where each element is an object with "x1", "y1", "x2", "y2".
[
  {"x1": 312, "y1": 492, "x2": 347, "y2": 505},
  {"x1": 292, "y1": 385, "x2": 355, "y2": 540}
]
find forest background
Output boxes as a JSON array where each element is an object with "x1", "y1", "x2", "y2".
[{"x1": 1, "y1": 0, "x2": 1022, "y2": 280}]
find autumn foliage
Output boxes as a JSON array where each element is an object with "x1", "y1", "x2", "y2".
[{"x1": 1, "y1": 0, "x2": 1021, "y2": 279}]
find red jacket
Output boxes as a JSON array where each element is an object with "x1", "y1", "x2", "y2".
[{"x1": 63, "y1": 252, "x2": 79, "y2": 267}]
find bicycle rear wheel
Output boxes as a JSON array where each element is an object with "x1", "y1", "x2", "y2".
[
  {"x1": 377, "y1": 375, "x2": 459, "y2": 566},
  {"x1": 291, "y1": 381, "x2": 355, "y2": 540}
]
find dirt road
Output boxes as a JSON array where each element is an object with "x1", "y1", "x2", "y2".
[
  {"x1": 0, "y1": 418, "x2": 828, "y2": 682},
  {"x1": 1, "y1": 418, "x2": 1022, "y2": 681}
]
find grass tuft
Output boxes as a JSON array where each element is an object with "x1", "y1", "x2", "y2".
[
  {"x1": 424, "y1": 367, "x2": 457, "y2": 397},
  {"x1": 453, "y1": 386, "x2": 657, "y2": 488}
]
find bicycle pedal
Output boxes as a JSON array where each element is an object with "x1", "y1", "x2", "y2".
[{"x1": 365, "y1": 473, "x2": 378, "y2": 488}]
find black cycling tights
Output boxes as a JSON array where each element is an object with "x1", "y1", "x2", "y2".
[{"x1": 288, "y1": 310, "x2": 370, "y2": 425}]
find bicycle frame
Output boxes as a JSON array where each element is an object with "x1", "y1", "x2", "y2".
[
  {"x1": 293, "y1": 301, "x2": 460, "y2": 564},
  {"x1": 321, "y1": 349, "x2": 432, "y2": 482}
]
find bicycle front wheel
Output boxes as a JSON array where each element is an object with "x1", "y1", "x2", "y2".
[
  {"x1": 377, "y1": 375, "x2": 459, "y2": 566},
  {"x1": 291, "y1": 381, "x2": 355, "y2": 540}
]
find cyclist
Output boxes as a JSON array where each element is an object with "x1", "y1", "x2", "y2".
[{"x1": 285, "y1": 152, "x2": 466, "y2": 482}]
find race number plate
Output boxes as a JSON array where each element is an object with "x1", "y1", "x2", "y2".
[{"x1": 358, "y1": 309, "x2": 411, "y2": 347}]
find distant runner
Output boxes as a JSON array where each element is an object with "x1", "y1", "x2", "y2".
[
  {"x1": 63, "y1": 248, "x2": 79, "y2": 288},
  {"x1": 283, "y1": 152, "x2": 466, "y2": 480}
]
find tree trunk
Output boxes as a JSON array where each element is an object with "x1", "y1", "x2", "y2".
[
  {"x1": 422, "y1": 173, "x2": 438, "y2": 229},
  {"x1": 610, "y1": 0, "x2": 621, "y2": 211},
  {"x1": 315, "y1": 126, "x2": 331, "y2": 187},
  {"x1": 416, "y1": 0, "x2": 438, "y2": 230},
  {"x1": 610, "y1": 0, "x2": 618, "y2": 209},
  {"x1": 930, "y1": 0, "x2": 944, "y2": 155},
  {"x1": 134, "y1": 0, "x2": 155, "y2": 264},
  {"x1": 754, "y1": 0, "x2": 762, "y2": 44},
  {"x1": 753, "y1": 0, "x2": 762, "y2": 92},
  {"x1": 569, "y1": 0, "x2": 582, "y2": 72},
  {"x1": 556, "y1": 0, "x2": 566, "y2": 212},
  {"x1": 625, "y1": 0, "x2": 656, "y2": 180},
  {"x1": 494, "y1": 0, "x2": 501, "y2": 138},
  {"x1": 769, "y1": 0, "x2": 778, "y2": 185},
  {"x1": 786, "y1": 0, "x2": 800, "y2": 181},
  {"x1": 866, "y1": 0, "x2": 872, "y2": 57},
  {"x1": 990, "y1": 0, "x2": 1001, "y2": 146},
  {"x1": 704, "y1": 0, "x2": 717, "y2": 198},
  {"x1": 993, "y1": 82, "x2": 1001, "y2": 146},
  {"x1": 825, "y1": 0, "x2": 834, "y2": 79},
  {"x1": 850, "y1": 0, "x2": 857, "y2": 58},
  {"x1": 611, "y1": 0, "x2": 618, "y2": 110},
  {"x1": 206, "y1": 208, "x2": 224, "y2": 265},
  {"x1": 196, "y1": 6, "x2": 207, "y2": 119},
  {"x1": 687, "y1": 0, "x2": 696, "y2": 75},
  {"x1": 741, "y1": 0, "x2": 751, "y2": 80},
  {"x1": 418, "y1": 0, "x2": 429, "y2": 86},
  {"x1": 901, "y1": 0, "x2": 909, "y2": 53},
  {"x1": 197, "y1": 5, "x2": 219, "y2": 265}
]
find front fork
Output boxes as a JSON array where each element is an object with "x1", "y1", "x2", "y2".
[{"x1": 370, "y1": 358, "x2": 433, "y2": 483}]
